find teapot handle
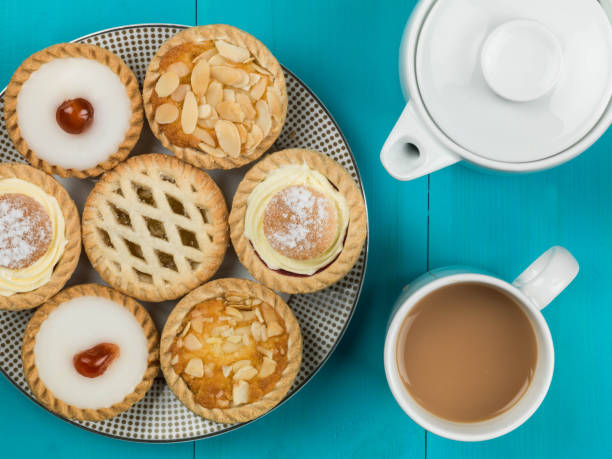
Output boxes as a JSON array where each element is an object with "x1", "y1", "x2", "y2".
[{"x1": 380, "y1": 102, "x2": 460, "y2": 181}]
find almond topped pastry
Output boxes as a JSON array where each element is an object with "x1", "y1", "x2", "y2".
[
  {"x1": 82, "y1": 154, "x2": 229, "y2": 302},
  {"x1": 0, "y1": 164, "x2": 80, "y2": 310},
  {"x1": 161, "y1": 278, "x2": 302, "y2": 423},
  {"x1": 143, "y1": 25, "x2": 287, "y2": 170},
  {"x1": 230, "y1": 149, "x2": 367, "y2": 293},
  {"x1": 4, "y1": 43, "x2": 143, "y2": 178},
  {"x1": 22, "y1": 284, "x2": 159, "y2": 421}
]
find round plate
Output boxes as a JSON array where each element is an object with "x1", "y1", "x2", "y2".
[{"x1": 0, "y1": 24, "x2": 368, "y2": 442}]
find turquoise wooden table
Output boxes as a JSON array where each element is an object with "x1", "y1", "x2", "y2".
[{"x1": 1, "y1": 0, "x2": 610, "y2": 457}]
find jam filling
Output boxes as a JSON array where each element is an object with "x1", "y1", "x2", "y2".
[
  {"x1": 73, "y1": 342, "x2": 120, "y2": 378},
  {"x1": 56, "y1": 98, "x2": 94, "y2": 134}
]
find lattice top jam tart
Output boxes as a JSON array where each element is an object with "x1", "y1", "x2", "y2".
[
  {"x1": 82, "y1": 153, "x2": 229, "y2": 302},
  {"x1": 4, "y1": 43, "x2": 143, "y2": 178},
  {"x1": 230, "y1": 149, "x2": 367, "y2": 294},
  {"x1": 22, "y1": 284, "x2": 159, "y2": 421},
  {"x1": 161, "y1": 278, "x2": 302, "y2": 424},
  {"x1": 143, "y1": 25, "x2": 287, "y2": 170},
  {"x1": 0, "y1": 164, "x2": 80, "y2": 310}
]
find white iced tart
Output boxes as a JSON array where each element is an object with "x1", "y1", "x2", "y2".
[
  {"x1": 5, "y1": 43, "x2": 143, "y2": 178},
  {"x1": 22, "y1": 284, "x2": 159, "y2": 421}
]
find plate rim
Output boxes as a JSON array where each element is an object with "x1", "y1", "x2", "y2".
[{"x1": 0, "y1": 23, "x2": 369, "y2": 443}]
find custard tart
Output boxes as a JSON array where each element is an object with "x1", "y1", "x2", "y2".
[
  {"x1": 161, "y1": 278, "x2": 302, "y2": 423},
  {"x1": 4, "y1": 43, "x2": 143, "y2": 178},
  {"x1": 230, "y1": 149, "x2": 367, "y2": 293},
  {"x1": 0, "y1": 163, "x2": 80, "y2": 310},
  {"x1": 143, "y1": 24, "x2": 287, "y2": 170},
  {"x1": 22, "y1": 284, "x2": 159, "y2": 421},
  {"x1": 82, "y1": 154, "x2": 229, "y2": 302}
]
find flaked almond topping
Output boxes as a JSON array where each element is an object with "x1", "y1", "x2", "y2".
[
  {"x1": 181, "y1": 91, "x2": 198, "y2": 134},
  {"x1": 199, "y1": 142, "x2": 226, "y2": 158},
  {"x1": 155, "y1": 103, "x2": 179, "y2": 124},
  {"x1": 180, "y1": 322, "x2": 191, "y2": 337},
  {"x1": 261, "y1": 304, "x2": 276, "y2": 325},
  {"x1": 237, "y1": 124, "x2": 247, "y2": 144},
  {"x1": 185, "y1": 357, "x2": 204, "y2": 377},
  {"x1": 211, "y1": 66, "x2": 246, "y2": 86},
  {"x1": 215, "y1": 39, "x2": 250, "y2": 63},
  {"x1": 184, "y1": 333, "x2": 203, "y2": 351},
  {"x1": 226, "y1": 295, "x2": 244, "y2": 302},
  {"x1": 251, "y1": 322, "x2": 262, "y2": 342},
  {"x1": 191, "y1": 59, "x2": 210, "y2": 96},
  {"x1": 177, "y1": 338, "x2": 184, "y2": 348},
  {"x1": 202, "y1": 317, "x2": 214, "y2": 323},
  {"x1": 198, "y1": 104, "x2": 213, "y2": 119},
  {"x1": 222, "y1": 341, "x2": 242, "y2": 353},
  {"x1": 168, "y1": 61, "x2": 191, "y2": 78},
  {"x1": 228, "y1": 302, "x2": 252, "y2": 310},
  {"x1": 234, "y1": 365, "x2": 257, "y2": 381},
  {"x1": 215, "y1": 120, "x2": 241, "y2": 157},
  {"x1": 216, "y1": 390, "x2": 225, "y2": 399},
  {"x1": 206, "y1": 337, "x2": 223, "y2": 344},
  {"x1": 208, "y1": 54, "x2": 227, "y2": 66},
  {"x1": 251, "y1": 299, "x2": 262, "y2": 306},
  {"x1": 267, "y1": 86, "x2": 282, "y2": 120},
  {"x1": 216, "y1": 101, "x2": 245, "y2": 123},
  {"x1": 255, "y1": 100, "x2": 272, "y2": 136},
  {"x1": 223, "y1": 88, "x2": 236, "y2": 102},
  {"x1": 227, "y1": 334, "x2": 242, "y2": 343},
  {"x1": 190, "y1": 317, "x2": 204, "y2": 334},
  {"x1": 155, "y1": 71, "x2": 180, "y2": 97},
  {"x1": 267, "y1": 321, "x2": 284, "y2": 338},
  {"x1": 193, "y1": 48, "x2": 217, "y2": 63},
  {"x1": 222, "y1": 365, "x2": 232, "y2": 377},
  {"x1": 218, "y1": 399, "x2": 229, "y2": 407},
  {"x1": 245, "y1": 124, "x2": 264, "y2": 150},
  {"x1": 171, "y1": 354, "x2": 179, "y2": 365},
  {"x1": 221, "y1": 327, "x2": 234, "y2": 338},
  {"x1": 233, "y1": 380, "x2": 249, "y2": 406},
  {"x1": 252, "y1": 63, "x2": 272, "y2": 76},
  {"x1": 206, "y1": 80, "x2": 223, "y2": 107},
  {"x1": 193, "y1": 127, "x2": 215, "y2": 146},
  {"x1": 171, "y1": 84, "x2": 190, "y2": 102},
  {"x1": 250, "y1": 77, "x2": 267, "y2": 100},
  {"x1": 260, "y1": 325, "x2": 268, "y2": 342},
  {"x1": 211, "y1": 325, "x2": 229, "y2": 336},
  {"x1": 236, "y1": 92, "x2": 256, "y2": 120},
  {"x1": 232, "y1": 360, "x2": 251, "y2": 371},
  {"x1": 242, "y1": 334, "x2": 251, "y2": 345},
  {"x1": 225, "y1": 306, "x2": 243, "y2": 319},
  {"x1": 257, "y1": 346, "x2": 273, "y2": 359},
  {"x1": 258, "y1": 357, "x2": 276, "y2": 378},
  {"x1": 254, "y1": 307, "x2": 264, "y2": 323},
  {"x1": 204, "y1": 363, "x2": 214, "y2": 377}
]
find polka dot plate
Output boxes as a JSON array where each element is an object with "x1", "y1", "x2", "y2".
[{"x1": 0, "y1": 24, "x2": 368, "y2": 442}]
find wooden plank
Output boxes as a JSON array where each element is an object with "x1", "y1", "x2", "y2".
[
  {"x1": 194, "y1": 0, "x2": 428, "y2": 457},
  {"x1": 427, "y1": 130, "x2": 612, "y2": 457},
  {"x1": 0, "y1": 1, "x2": 195, "y2": 457}
]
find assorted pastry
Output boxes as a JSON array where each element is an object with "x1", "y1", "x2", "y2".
[
  {"x1": 143, "y1": 24, "x2": 287, "y2": 170},
  {"x1": 0, "y1": 163, "x2": 80, "y2": 310},
  {"x1": 161, "y1": 278, "x2": 302, "y2": 423},
  {"x1": 22, "y1": 284, "x2": 159, "y2": 421},
  {"x1": 4, "y1": 43, "x2": 143, "y2": 178},
  {"x1": 230, "y1": 148, "x2": 367, "y2": 293},
  {"x1": 82, "y1": 153, "x2": 229, "y2": 302},
  {"x1": 0, "y1": 25, "x2": 367, "y2": 425}
]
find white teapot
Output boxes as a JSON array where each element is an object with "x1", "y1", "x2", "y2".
[{"x1": 381, "y1": 0, "x2": 612, "y2": 180}]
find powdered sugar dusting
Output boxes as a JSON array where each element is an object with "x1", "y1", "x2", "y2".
[
  {"x1": 263, "y1": 185, "x2": 336, "y2": 260},
  {"x1": 0, "y1": 193, "x2": 52, "y2": 269}
]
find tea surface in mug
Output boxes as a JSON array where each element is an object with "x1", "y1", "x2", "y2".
[{"x1": 397, "y1": 282, "x2": 538, "y2": 423}]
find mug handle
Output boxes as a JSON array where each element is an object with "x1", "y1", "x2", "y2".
[
  {"x1": 512, "y1": 246, "x2": 579, "y2": 310},
  {"x1": 380, "y1": 102, "x2": 460, "y2": 181}
]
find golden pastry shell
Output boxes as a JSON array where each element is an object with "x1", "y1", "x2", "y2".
[
  {"x1": 229, "y1": 148, "x2": 367, "y2": 294},
  {"x1": 160, "y1": 278, "x2": 302, "y2": 424},
  {"x1": 0, "y1": 163, "x2": 81, "y2": 310},
  {"x1": 22, "y1": 283, "x2": 160, "y2": 421},
  {"x1": 4, "y1": 43, "x2": 143, "y2": 178}
]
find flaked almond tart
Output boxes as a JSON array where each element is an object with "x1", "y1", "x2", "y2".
[{"x1": 143, "y1": 24, "x2": 288, "y2": 170}]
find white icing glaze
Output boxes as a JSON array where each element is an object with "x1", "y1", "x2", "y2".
[
  {"x1": 17, "y1": 58, "x2": 132, "y2": 170},
  {"x1": 34, "y1": 296, "x2": 149, "y2": 409}
]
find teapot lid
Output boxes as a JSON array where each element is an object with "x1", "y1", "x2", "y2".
[{"x1": 415, "y1": 0, "x2": 612, "y2": 163}]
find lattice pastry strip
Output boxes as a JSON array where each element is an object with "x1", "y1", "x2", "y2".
[{"x1": 83, "y1": 154, "x2": 229, "y2": 302}]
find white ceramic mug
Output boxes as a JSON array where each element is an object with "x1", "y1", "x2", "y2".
[
  {"x1": 380, "y1": 0, "x2": 612, "y2": 181},
  {"x1": 384, "y1": 246, "x2": 579, "y2": 441}
]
